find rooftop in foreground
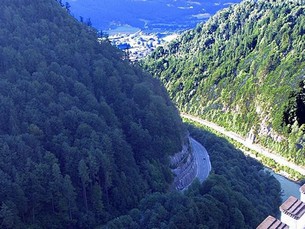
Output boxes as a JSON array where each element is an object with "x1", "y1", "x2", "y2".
[
  {"x1": 280, "y1": 196, "x2": 305, "y2": 220},
  {"x1": 256, "y1": 215, "x2": 289, "y2": 229}
]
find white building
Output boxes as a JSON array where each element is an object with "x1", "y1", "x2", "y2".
[
  {"x1": 280, "y1": 195, "x2": 305, "y2": 229},
  {"x1": 257, "y1": 183, "x2": 305, "y2": 229},
  {"x1": 257, "y1": 215, "x2": 288, "y2": 229}
]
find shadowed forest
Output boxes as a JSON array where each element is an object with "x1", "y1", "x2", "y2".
[{"x1": 0, "y1": 0, "x2": 281, "y2": 228}]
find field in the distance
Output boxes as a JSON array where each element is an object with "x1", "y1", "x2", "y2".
[{"x1": 69, "y1": 0, "x2": 241, "y2": 32}]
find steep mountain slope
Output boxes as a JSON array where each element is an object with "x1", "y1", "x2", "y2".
[
  {"x1": 0, "y1": 0, "x2": 185, "y2": 227},
  {"x1": 144, "y1": 0, "x2": 305, "y2": 166},
  {"x1": 0, "y1": 0, "x2": 282, "y2": 228},
  {"x1": 103, "y1": 125, "x2": 281, "y2": 229}
]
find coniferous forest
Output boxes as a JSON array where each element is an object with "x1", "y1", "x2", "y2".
[
  {"x1": 0, "y1": 0, "x2": 184, "y2": 227},
  {"x1": 104, "y1": 124, "x2": 281, "y2": 229},
  {"x1": 0, "y1": 0, "x2": 281, "y2": 228}
]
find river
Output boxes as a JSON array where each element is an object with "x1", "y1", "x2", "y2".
[
  {"x1": 182, "y1": 114, "x2": 303, "y2": 202},
  {"x1": 266, "y1": 168, "x2": 300, "y2": 202}
]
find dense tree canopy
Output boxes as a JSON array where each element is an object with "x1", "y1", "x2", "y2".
[
  {"x1": 104, "y1": 124, "x2": 282, "y2": 228},
  {"x1": 0, "y1": 0, "x2": 185, "y2": 227},
  {"x1": 0, "y1": 0, "x2": 282, "y2": 228},
  {"x1": 143, "y1": 0, "x2": 305, "y2": 166}
]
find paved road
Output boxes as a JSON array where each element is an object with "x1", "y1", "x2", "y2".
[
  {"x1": 182, "y1": 113, "x2": 305, "y2": 176},
  {"x1": 190, "y1": 137, "x2": 211, "y2": 182}
]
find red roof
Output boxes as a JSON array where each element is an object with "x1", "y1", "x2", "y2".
[
  {"x1": 256, "y1": 215, "x2": 288, "y2": 229},
  {"x1": 280, "y1": 196, "x2": 305, "y2": 220}
]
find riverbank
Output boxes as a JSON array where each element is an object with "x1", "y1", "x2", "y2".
[
  {"x1": 265, "y1": 168, "x2": 301, "y2": 202},
  {"x1": 183, "y1": 114, "x2": 304, "y2": 205},
  {"x1": 182, "y1": 113, "x2": 305, "y2": 181}
]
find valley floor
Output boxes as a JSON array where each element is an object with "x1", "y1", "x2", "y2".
[{"x1": 182, "y1": 113, "x2": 305, "y2": 176}]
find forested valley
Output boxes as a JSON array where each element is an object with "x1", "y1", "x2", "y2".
[
  {"x1": 104, "y1": 123, "x2": 281, "y2": 228},
  {"x1": 0, "y1": 0, "x2": 281, "y2": 228},
  {"x1": 144, "y1": 0, "x2": 305, "y2": 170}
]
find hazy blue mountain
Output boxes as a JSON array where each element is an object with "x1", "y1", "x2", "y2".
[{"x1": 69, "y1": 0, "x2": 241, "y2": 32}]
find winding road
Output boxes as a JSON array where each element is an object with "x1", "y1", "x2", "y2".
[
  {"x1": 190, "y1": 137, "x2": 211, "y2": 183},
  {"x1": 182, "y1": 113, "x2": 305, "y2": 176}
]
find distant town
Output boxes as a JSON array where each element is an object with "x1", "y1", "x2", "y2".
[{"x1": 107, "y1": 31, "x2": 179, "y2": 61}]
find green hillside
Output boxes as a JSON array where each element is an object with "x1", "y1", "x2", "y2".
[
  {"x1": 103, "y1": 124, "x2": 281, "y2": 229},
  {"x1": 144, "y1": 0, "x2": 305, "y2": 166},
  {"x1": 0, "y1": 0, "x2": 185, "y2": 227},
  {"x1": 0, "y1": 0, "x2": 281, "y2": 228}
]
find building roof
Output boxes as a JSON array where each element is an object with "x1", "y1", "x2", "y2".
[
  {"x1": 300, "y1": 184, "x2": 305, "y2": 194},
  {"x1": 280, "y1": 196, "x2": 305, "y2": 220},
  {"x1": 256, "y1": 215, "x2": 289, "y2": 229}
]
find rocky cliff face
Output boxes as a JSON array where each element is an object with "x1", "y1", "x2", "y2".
[{"x1": 170, "y1": 137, "x2": 197, "y2": 190}]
